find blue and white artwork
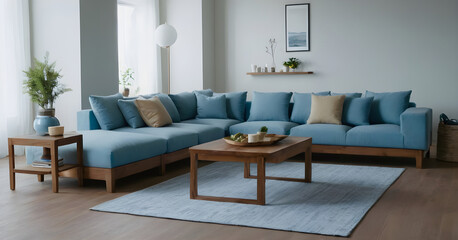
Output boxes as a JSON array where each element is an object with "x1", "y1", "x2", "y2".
[
  {"x1": 288, "y1": 32, "x2": 307, "y2": 47},
  {"x1": 286, "y1": 4, "x2": 310, "y2": 51}
]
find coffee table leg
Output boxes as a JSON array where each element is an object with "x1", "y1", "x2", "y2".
[
  {"x1": 257, "y1": 157, "x2": 266, "y2": 205},
  {"x1": 190, "y1": 152, "x2": 198, "y2": 199},
  {"x1": 8, "y1": 140, "x2": 15, "y2": 190},
  {"x1": 305, "y1": 147, "x2": 312, "y2": 183},
  {"x1": 244, "y1": 162, "x2": 251, "y2": 178},
  {"x1": 51, "y1": 144, "x2": 59, "y2": 193}
]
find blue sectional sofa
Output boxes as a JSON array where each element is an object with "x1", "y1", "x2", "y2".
[{"x1": 26, "y1": 90, "x2": 432, "y2": 192}]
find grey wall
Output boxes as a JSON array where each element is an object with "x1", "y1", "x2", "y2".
[
  {"x1": 202, "y1": 0, "x2": 215, "y2": 90},
  {"x1": 80, "y1": 0, "x2": 119, "y2": 109},
  {"x1": 215, "y1": 0, "x2": 458, "y2": 141}
]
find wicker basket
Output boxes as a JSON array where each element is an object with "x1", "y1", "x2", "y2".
[{"x1": 437, "y1": 122, "x2": 458, "y2": 162}]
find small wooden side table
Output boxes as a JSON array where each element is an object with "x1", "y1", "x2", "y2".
[{"x1": 8, "y1": 132, "x2": 83, "y2": 193}]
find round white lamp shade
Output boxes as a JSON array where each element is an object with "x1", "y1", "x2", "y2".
[{"x1": 155, "y1": 23, "x2": 177, "y2": 48}]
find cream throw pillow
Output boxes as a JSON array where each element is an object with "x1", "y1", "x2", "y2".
[
  {"x1": 307, "y1": 95, "x2": 346, "y2": 125},
  {"x1": 135, "y1": 97, "x2": 172, "y2": 127}
]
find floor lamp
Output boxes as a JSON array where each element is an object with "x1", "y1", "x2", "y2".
[{"x1": 155, "y1": 23, "x2": 177, "y2": 94}]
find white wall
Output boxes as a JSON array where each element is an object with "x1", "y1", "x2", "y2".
[
  {"x1": 29, "y1": 0, "x2": 81, "y2": 131},
  {"x1": 215, "y1": 0, "x2": 458, "y2": 141},
  {"x1": 159, "y1": 0, "x2": 204, "y2": 93}
]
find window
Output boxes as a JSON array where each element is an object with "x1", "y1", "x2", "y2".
[{"x1": 117, "y1": 0, "x2": 159, "y2": 96}]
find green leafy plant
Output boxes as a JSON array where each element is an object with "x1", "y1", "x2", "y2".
[
  {"x1": 283, "y1": 57, "x2": 301, "y2": 69},
  {"x1": 119, "y1": 68, "x2": 134, "y2": 89},
  {"x1": 259, "y1": 126, "x2": 268, "y2": 133},
  {"x1": 23, "y1": 53, "x2": 71, "y2": 109}
]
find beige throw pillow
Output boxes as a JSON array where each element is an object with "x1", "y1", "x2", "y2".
[
  {"x1": 135, "y1": 97, "x2": 172, "y2": 127},
  {"x1": 307, "y1": 95, "x2": 346, "y2": 125}
]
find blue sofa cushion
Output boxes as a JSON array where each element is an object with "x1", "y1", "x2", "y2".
[
  {"x1": 229, "y1": 121, "x2": 299, "y2": 135},
  {"x1": 196, "y1": 93, "x2": 227, "y2": 119},
  {"x1": 248, "y1": 92, "x2": 292, "y2": 122},
  {"x1": 194, "y1": 89, "x2": 213, "y2": 96},
  {"x1": 290, "y1": 124, "x2": 352, "y2": 145},
  {"x1": 291, "y1": 91, "x2": 331, "y2": 124},
  {"x1": 171, "y1": 123, "x2": 225, "y2": 143},
  {"x1": 169, "y1": 90, "x2": 213, "y2": 121},
  {"x1": 342, "y1": 97, "x2": 374, "y2": 126},
  {"x1": 26, "y1": 130, "x2": 167, "y2": 168},
  {"x1": 117, "y1": 99, "x2": 146, "y2": 128},
  {"x1": 141, "y1": 93, "x2": 181, "y2": 122},
  {"x1": 182, "y1": 118, "x2": 241, "y2": 135},
  {"x1": 346, "y1": 124, "x2": 404, "y2": 148},
  {"x1": 331, "y1": 92, "x2": 362, "y2": 98},
  {"x1": 115, "y1": 126, "x2": 198, "y2": 153},
  {"x1": 365, "y1": 90, "x2": 412, "y2": 125},
  {"x1": 214, "y1": 91, "x2": 247, "y2": 121},
  {"x1": 89, "y1": 93, "x2": 126, "y2": 130}
]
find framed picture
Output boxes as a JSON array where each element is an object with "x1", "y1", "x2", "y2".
[{"x1": 285, "y1": 3, "x2": 310, "y2": 52}]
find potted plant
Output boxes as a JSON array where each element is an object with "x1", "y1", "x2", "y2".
[
  {"x1": 120, "y1": 68, "x2": 134, "y2": 97},
  {"x1": 284, "y1": 57, "x2": 301, "y2": 72},
  {"x1": 282, "y1": 61, "x2": 290, "y2": 72},
  {"x1": 23, "y1": 53, "x2": 71, "y2": 135},
  {"x1": 258, "y1": 126, "x2": 268, "y2": 141}
]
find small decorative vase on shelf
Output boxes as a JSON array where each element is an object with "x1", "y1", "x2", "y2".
[
  {"x1": 33, "y1": 109, "x2": 60, "y2": 136},
  {"x1": 122, "y1": 88, "x2": 130, "y2": 97},
  {"x1": 282, "y1": 66, "x2": 289, "y2": 72},
  {"x1": 290, "y1": 68, "x2": 296, "y2": 72}
]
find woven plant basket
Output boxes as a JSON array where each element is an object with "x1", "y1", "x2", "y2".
[{"x1": 437, "y1": 122, "x2": 458, "y2": 162}]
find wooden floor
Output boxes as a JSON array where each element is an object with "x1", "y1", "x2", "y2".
[{"x1": 1, "y1": 152, "x2": 458, "y2": 240}]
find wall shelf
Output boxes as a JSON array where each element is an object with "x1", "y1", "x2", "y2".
[{"x1": 246, "y1": 71, "x2": 314, "y2": 75}]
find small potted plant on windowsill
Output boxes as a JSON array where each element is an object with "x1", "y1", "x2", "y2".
[
  {"x1": 23, "y1": 52, "x2": 71, "y2": 135},
  {"x1": 120, "y1": 68, "x2": 134, "y2": 97},
  {"x1": 258, "y1": 126, "x2": 268, "y2": 141}
]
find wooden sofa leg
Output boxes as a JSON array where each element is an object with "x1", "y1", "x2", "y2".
[
  {"x1": 161, "y1": 157, "x2": 166, "y2": 176},
  {"x1": 415, "y1": 150, "x2": 424, "y2": 169},
  {"x1": 105, "y1": 173, "x2": 116, "y2": 193}
]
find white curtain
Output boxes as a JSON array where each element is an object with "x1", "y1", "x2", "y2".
[
  {"x1": 118, "y1": 0, "x2": 161, "y2": 96},
  {"x1": 0, "y1": 0, "x2": 34, "y2": 158}
]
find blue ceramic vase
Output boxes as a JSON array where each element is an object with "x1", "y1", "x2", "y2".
[{"x1": 33, "y1": 109, "x2": 60, "y2": 136}]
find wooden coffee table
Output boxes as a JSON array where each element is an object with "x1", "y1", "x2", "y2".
[{"x1": 189, "y1": 136, "x2": 312, "y2": 205}]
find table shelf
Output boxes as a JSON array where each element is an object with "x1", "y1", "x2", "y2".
[{"x1": 14, "y1": 164, "x2": 79, "y2": 174}]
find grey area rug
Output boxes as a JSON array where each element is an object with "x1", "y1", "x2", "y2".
[{"x1": 91, "y1": 162, "x2": 404, "y2": 237}]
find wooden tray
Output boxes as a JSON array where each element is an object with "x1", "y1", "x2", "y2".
[{"x1": 223, "y1": 134, "x2": 288, "y2": 147}]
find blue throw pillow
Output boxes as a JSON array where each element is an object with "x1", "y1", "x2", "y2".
[
  {"x1": 214, "y1": 91, "x2": 247, "y2": 121},
  {"x1": 331, "y1": 92, "x2": 362, "y2": 98},
  {"x1": 248, "y1": 92, "x2": 292, "y2": 122},
  {"x1": 196, "y1": 93, "x2": 227, "y2": 119},
  {"x1": 169, "y1": 89, "x2": 213, "y2": 121},
  {"x1": 117, "y1": 99, "x2": 146, "y2": 128},
  {"x1": 89, "y1": 93, "x2": 126, "y2": 130},
  {"x1": 342, "y1": 97, "x2": 374, "y2": 126},
  {"x1": 365, "y1": 90, "x2": 412, "y2": 125},
  {"x1": 141, "y1": 93, "x2": 181, "y2": 122},
  {"x1": 193, "y1": 89, "x2": 213, "y2": 96},
  {"x1": 290, "y1": 91, "x2": 330, "y2": 124}
]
